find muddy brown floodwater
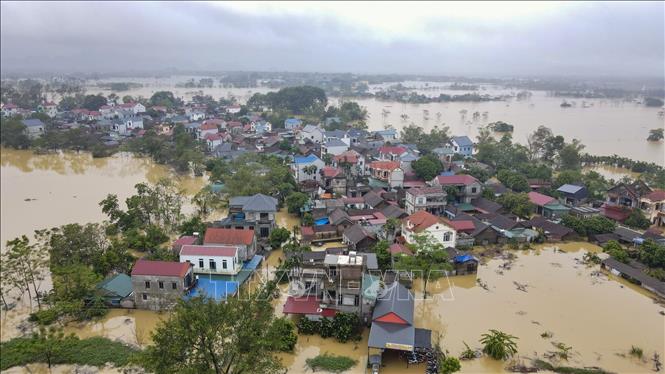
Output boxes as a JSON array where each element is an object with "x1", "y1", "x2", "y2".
[{"x1": 2, "y1": 150, "x2": 664, "y2": 373}]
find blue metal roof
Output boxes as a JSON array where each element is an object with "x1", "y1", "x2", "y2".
[
  {"x1": 294, "y1": 154, "x2": 320, "y2": 164},
  {"x1": 452, "y1": 136, "x2": 473, "y2": 147},
  {"x1": 556, "y1": 184, "x2": 584, "y2": 194},
  {"x1": 454, "y1": 254, "x2": 476, "y2": 263}
]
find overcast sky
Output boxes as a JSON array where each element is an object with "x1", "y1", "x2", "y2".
[{"x1": 1, "y1": 1, "x2": 663, "y2": 78}]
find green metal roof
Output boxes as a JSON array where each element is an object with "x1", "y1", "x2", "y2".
[
  {"x1": 544, "y1": 202, "x2": 570, "y2": 211},
  {"x1": 368, "y1": 177, "x2": 389, "y2": 189},
  {"x1": 96, "y1": 274, "x2": 133, "y2": 298},
  {"x1": 456, "y1": 202, "x2": 475, "y2": 211}
]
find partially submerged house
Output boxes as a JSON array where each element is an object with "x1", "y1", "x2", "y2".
[
  {"x1": 131, "y1": 259, "x2": 195, "y2": 311},
  {"x1": 218, "y1": 193, "x2": 278, "y2": 239},
  {"x1": 527, "y1": 191, "x2": 570, "y2": 219},
  {"x1": 96, "y1": 273, "x2": 133, "y2": 307},
  {"x1": 402, "y1": 210, "x2": 457, "y2": 248},
  {"x1": 203, "y1": 228, "x2": 257, "y2": 261},
  {"x1": 179, "y1": 245, "x2": 242, "y2": 275},
  {"x1": 601, "y1": 257, "x2": 665, "y2": 297},
  {"x1": 556, "y1": 184, "x2": 588, "y2": 206}
]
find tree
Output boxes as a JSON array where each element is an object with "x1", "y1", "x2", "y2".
[
  {"x1": 269, "y1": 227, "x2": 291, "y2": 249},
  {"x1": 497, "y1": 169, "x2": 530, "y2": 192},
  {"x1": 266, "y1": 317, "x2": 298, "y2": 351},
  {"x1": 638, "y1": 240, "x2": 665, "y2": 268},
  {"x1": 644, "y1": 97, "x2": 664, "y2": 107},
  {"x1": 497, "y1": 192, "x2": 534, "y2": 218},
  {"x1": 604, "y1": 240, "x2": 629, "y2": 263},
  {"x1": 624, "y1": 209, "x2": 651, "y2": 230},
  {"x1": 561, "y1": 214, "x2": 615, "y2": 237},
  {"x1": 480, "y1": 330, "x2": 518, "y2": 360},
  {"x1": 647, "y1": 128, "x2": 664, "y2": 141},
  {"x1": 0, "y1": 118, "x2": 31, "y2": 149},
  {"x1": 191, "y1": 185, "x2": 222, "y2": 218},
  {"x1": 4, "y1": 236, "x2": 47, "y2": 310},
  {"x1": 400, "y1": 124, "x2": 450, "y2": 154},
  {"x1": 50, "y1": 263, "x2": 104, "y2": 320},
  {"x1": 140, "y1": 293, "x2": 283, "y2": 374},
  {"x1": 179, "y1": 216, "x2": 207, "y2": 236},
  {"x1": 372, "y1": 241, "x2": 392, "y2": 271},
  {"x1": 286, "y1": 192, "x2": 309, "y2": 214},
  {"x1": 440, "y1": 355, "x2": 462, "y2": 374},
  {"x1": 558, "y1": 139, "x2": 585, "y2": 170},
  {"x1": 394, "y1": 234, "x2": 451, "y2": 299},
  {"x1": 412, "y1": 155, "x2": 443, "y2": 181},
  {"x1": 82, "y1": 94, "x2": 107, "y2": 111},
  {"x1": 149, "y1": 91, "x2": 180, "y2": 108},
  {"x1": 31, "y1": 326, "x2": 78, "y2": 368}
]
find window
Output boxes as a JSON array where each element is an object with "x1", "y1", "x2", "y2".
[
  {"x1": 260, "y1": 213, "x2": 269, "y2": 221},
  {"x1": 260, "y1": 227, "x2": 270, "y2": 238},
  {"x1": 144, "y1": 281, "x2": 150, "y2": 289},
  {"x1": 443, "y1": 232, "x2": 451, "y2": 242},
  {"x1": 342, "y1": 294, "x2": 356, "y2": 306},
  {"x1": 171, "y1": 282, "x2": 177, "y2": 290},
  {"x1": 329, "y1": 267, "x2": 337, "y2": 277},
  {"x1": 198, "y1": 259, "x2": 204, "y2": 268},
  {"x1": 471, "y1": 187, "x2": 477, "y2": 193},
  {"x1": 158, "y1": 281, "x2": 164, "y2": 289},
  {"x1": 142, "y1": 293, "x2": 148, "y2": 300},
  {"x1": 209, "y1": 259, "x2": 216, "y2": 270},
  {"x1": 347, "y1": 281, "x2": 360, "y2": 289},
  {"x1": 355, "y1": 295, "x2": 360, "y2": 306},
  {"x1": 222, "y1": 260, "x2": 228, "y2": 269}
]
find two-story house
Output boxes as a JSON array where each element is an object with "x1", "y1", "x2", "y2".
[
  {"x1": 292, "y1": 154, "x2": 326, "y2": 182},
  {"x1": 283, "y1": 251, "x2": 379, "y2": 321},
  {"x1": 606, "y1": 181, "x2": 653, "y2": 209},
  {"x1": 332, "y1": 150, "x2": 367, "y2": 176},
  {"x1": 640, "y1": 190, "x2": 665, "y2": 227},
  {"x1": 131, "y1": 259, "x2": 194, "y2": 311},
  {"x1": 402, "y1": 210, "x2": 457, "y2": 248},
  {"x1": 21, "y1": 119, "x2": 45, "y2": 138},
  {"x1": 404, "y1": 186, "x2": 447, "y2": 215},
  {"x1": 369, "y1": 161, "x2": 404, "y2": 188},
  {"x1": 321, "y1": 167, "x2": 347, "y2": 196},
  {"x1": 378, "y1": 145, "x2": 408, "y2": 161},
  {"x1": 217, "y1": 194, "x2": 278, "y2": 239},
  {"x1": 450, "y1": 136, "x2": 474, "y2": 157},
  {"x1": 429, "y1": 175, "x2": 482, "y2": 203},
  {"x1": 299, "y1": 124, "x2": 324, "y2": 144}
]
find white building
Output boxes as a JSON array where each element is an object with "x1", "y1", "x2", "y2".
[
  {"x1": 226, "y1": 105, "x2": 242, "y2": 114},
  {"x1": 322, "y1": 139, "x2": 349, "y2": 156},
  {"x1": 299, "y1": 124, "x2": 324, "y2": 144},
  {"x1": 291, "y1": 154, "x2": 326, "y2": 182},
  {"x1": 402, "y1": 210, "x2": 457, "y2": 248},
  {"x1": 179, "y1": 245, "x2": 242, "y2": 275}
]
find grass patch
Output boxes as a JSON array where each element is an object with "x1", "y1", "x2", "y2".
[
  {"x1": 0, "y1": 336, "x2": 139, "y2": 370},
  {"x1": 533, "y1": 359, "x2": 613, "y2": 374},
  {"x1": 629, "y1": 345, "x2": 643, "y2": 359},
  {"x1": 305, "y1": 353, "x2": 357, "y2": 373}
]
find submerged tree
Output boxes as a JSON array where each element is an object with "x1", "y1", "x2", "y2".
[
  {"x1": 394, "y1": 234, "x2": 451, "y2": 299},
  {"x1": 480, "y1": 329, "x2": 519, "y2": 360}
]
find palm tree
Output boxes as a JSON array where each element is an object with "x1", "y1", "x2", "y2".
[
  {"x1": 400, "y1": 113, "x2": 409, "y2": 122},
  {"x1": 480, "y1": 330, "x2": 518, "y2": 360}
]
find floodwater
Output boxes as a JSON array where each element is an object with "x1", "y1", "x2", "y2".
[
  {"x1": 92, "y1": 76, "x2": 664, "y2": 165},
  {"x1": 0, "y1": 148, "x2": 207, "y2": 246},
  {"x1": 268, "y1": 242, "x2": 664, "y2": 373},
  {"x1": 582, "y1": 165, "x2": 642, "y2": 182}
]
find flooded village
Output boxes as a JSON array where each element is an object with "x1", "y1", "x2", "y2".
[{"x1": 2, "y1": 2, "x2": 665, "y2": 373}]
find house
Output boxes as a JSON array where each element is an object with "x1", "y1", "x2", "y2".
[
  {"x1": 172, "y1": 235, "x2": 198, "y2": 254},
  {"x1": 2, "y1": 103, "x2": 19, "y2": 117},
  {"x1": 118, "y1": 102, "x2": 146, "y2": 114},
  {"x1": 322, "y1": 139, "x2": 349, "y2": 156},
  {"x1": 343, "y1": 224, "x2": 378, "y2": 251},
  {"x1": 402, "y1": 210, "x2": 457, "y2": 248},
  {"x1": 450, "y1": 136, "x2": 474, "y2": 157},
  {"x1": 374, "y1": 129, "x2": 398, "y2": 141},
  {"x1": 188, "y1": 110, "x2": 206, "y2": 122},
  {"x1": 445, "y1": 247, "x2": 479, "y2": 275},
  {"x1": 179, "y1": 245, "x2": 242, "y2": 275},
  {"x1": 292, "y1": 154, "x2": 326, "y2": 182},
  {"x1": 21, "y1": 119, "x2": 45, "y2": 138},
  {"x1": 254, "y1": 120, "x2": 272, "y2": 134},
  {"x1": 218, "y1": 194, "x2": 278, "y2": 239},
  {"x1": 470, "y1": 197, "x2": 502, "y2": 215},
  {"x1": 601, "y1": 257, "x2": 665, "y2": 298},
  {"x1": 606, "y1": 181, "x2": 653, "y2": 209},
  {"x1": 197, "y1": 122, "x2": 219, "y2": 140},
  {"x1": 333, "y1": 150, "x2": 367, "y2": 176},
  {"x1": 131, "y1": 259, "x2": 195, "y2": 311},
  {"x1": 368, "y1": 282, "x2": 432, "y2": 358},
  {"x1": 40, "y1": 101, "x2": 58, "y2": 117},
  {"x1": 283, "y1": 251, "x2": 379, "y2": 321},
  {"x1": 556, "y1": 184, "x2": 588, "y2": 206},
  {"x1": 453, "y1": 213, "x2": 501, "y2": 245},
  {"x1": 430, "y1": 175, "x2": 482, "y2": 203},
  {"x1": 205, "y1": 133, "x2": 224, "y2": 151},
  {"x1": 284, "y1": 118, "x2": 302, "y2": 130},
  {"x1": 522, "y1": 216, "x2": 575, "y2": 241},
  {"x1": 320, "y1": 166, "x2": 347, "y2": 195},
  {"x1": 569, "y1": 206, "x2": 601, "y2": 219},
  {"x1": 369, "y1": 161, "x2": 404, "y2": 188},
  {"x1": 226, "y1": 104, "x2": 242, "y2": 114},
  {"x1": 96, "y1": 274, "x2": 133, "y2": 307},
  {"x1": 527, "y1": 191, "x2": 570, "y2": 219},
  {"x1": 203, "y1": 228, "x2": 257, "y2": 261},
  {"x1": 404, "y1": 186, "x2": 447, "y2": 215},
  {"x1": 398, "y1": 152, "x2": 419, "y2": 173},
  {"x1": 378, "y1": 145, "x2": 407, "y2": 161},
  {"x1": 639, "y1": 189, "x2": 665, "y2": 226},
  {"x1": 432, "y1": 145, "x2": 455, "y2": 163},
  {"x1": 299, "y1": 124, "x2": 324, "y2": 144}
]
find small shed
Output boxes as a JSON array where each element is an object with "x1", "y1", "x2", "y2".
[{"x1": 96, "y1": 274, "x2": 133, "y2": 307}]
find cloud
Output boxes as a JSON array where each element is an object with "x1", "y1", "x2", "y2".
[{"x1": 1, "y1": 1, "x2": 663, "y2": 77}]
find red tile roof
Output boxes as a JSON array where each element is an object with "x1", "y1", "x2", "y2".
[
  {"x1": 131, "y1": 259, "x2": 191, "y2": 278},
  {"x1": 205, "y1": 133, "x2": 223, "y2": 141},
  {"x1": 200, "y1": 122, "x2": 218, "y2": 130},
  {"x1": 370, "y1": 161, "x2": 400, "y2": 171},
  {"x1": 527, "y1": 191, "x2": 556, "y2": 207},
  {"x1": 283, "y1": 296, "x2": 336, "y2": 317},
  {"x1": 173, "y1": 236, "x2": 198, "y2": 247},
  {"x1": 180, "y1": 245, "x2": 237, "y2": 257},
  {"x1": 333, "y1": 150, "x2": 360, "y2": 164},
  {"x1": 408, "y1": 186, "x2": 444, "y2": 196},
  {"x1": 389, "y1": 243, "x2": 413, "y2": 256},
  {"x1": 433, "y1": 175, "x2": 479, "y2": 186},
  {"x1": 601, "y1": 204, "x2": 632, "y2": 222},
  {"x1": 644, "y1": 190, "x2": 665, "y2": 202},
  {"x1": 404, "y1": 210, "x2": 442, "y2": 232},
  {"x1": 447, "y1": 220, "x2": 475, "y2": 232},
  {"x1": 204, "y1": 228, "x2": 254, "y2": 245},
  {"x1": 379, "y1": 146, "x2": 407, "y2": 155},
  {"x1": 300, "y1": 226, "x2": 315, "y2": 236},
  {"x1": 321, "y1": 166, "x2": 342, "y2": 178}
]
